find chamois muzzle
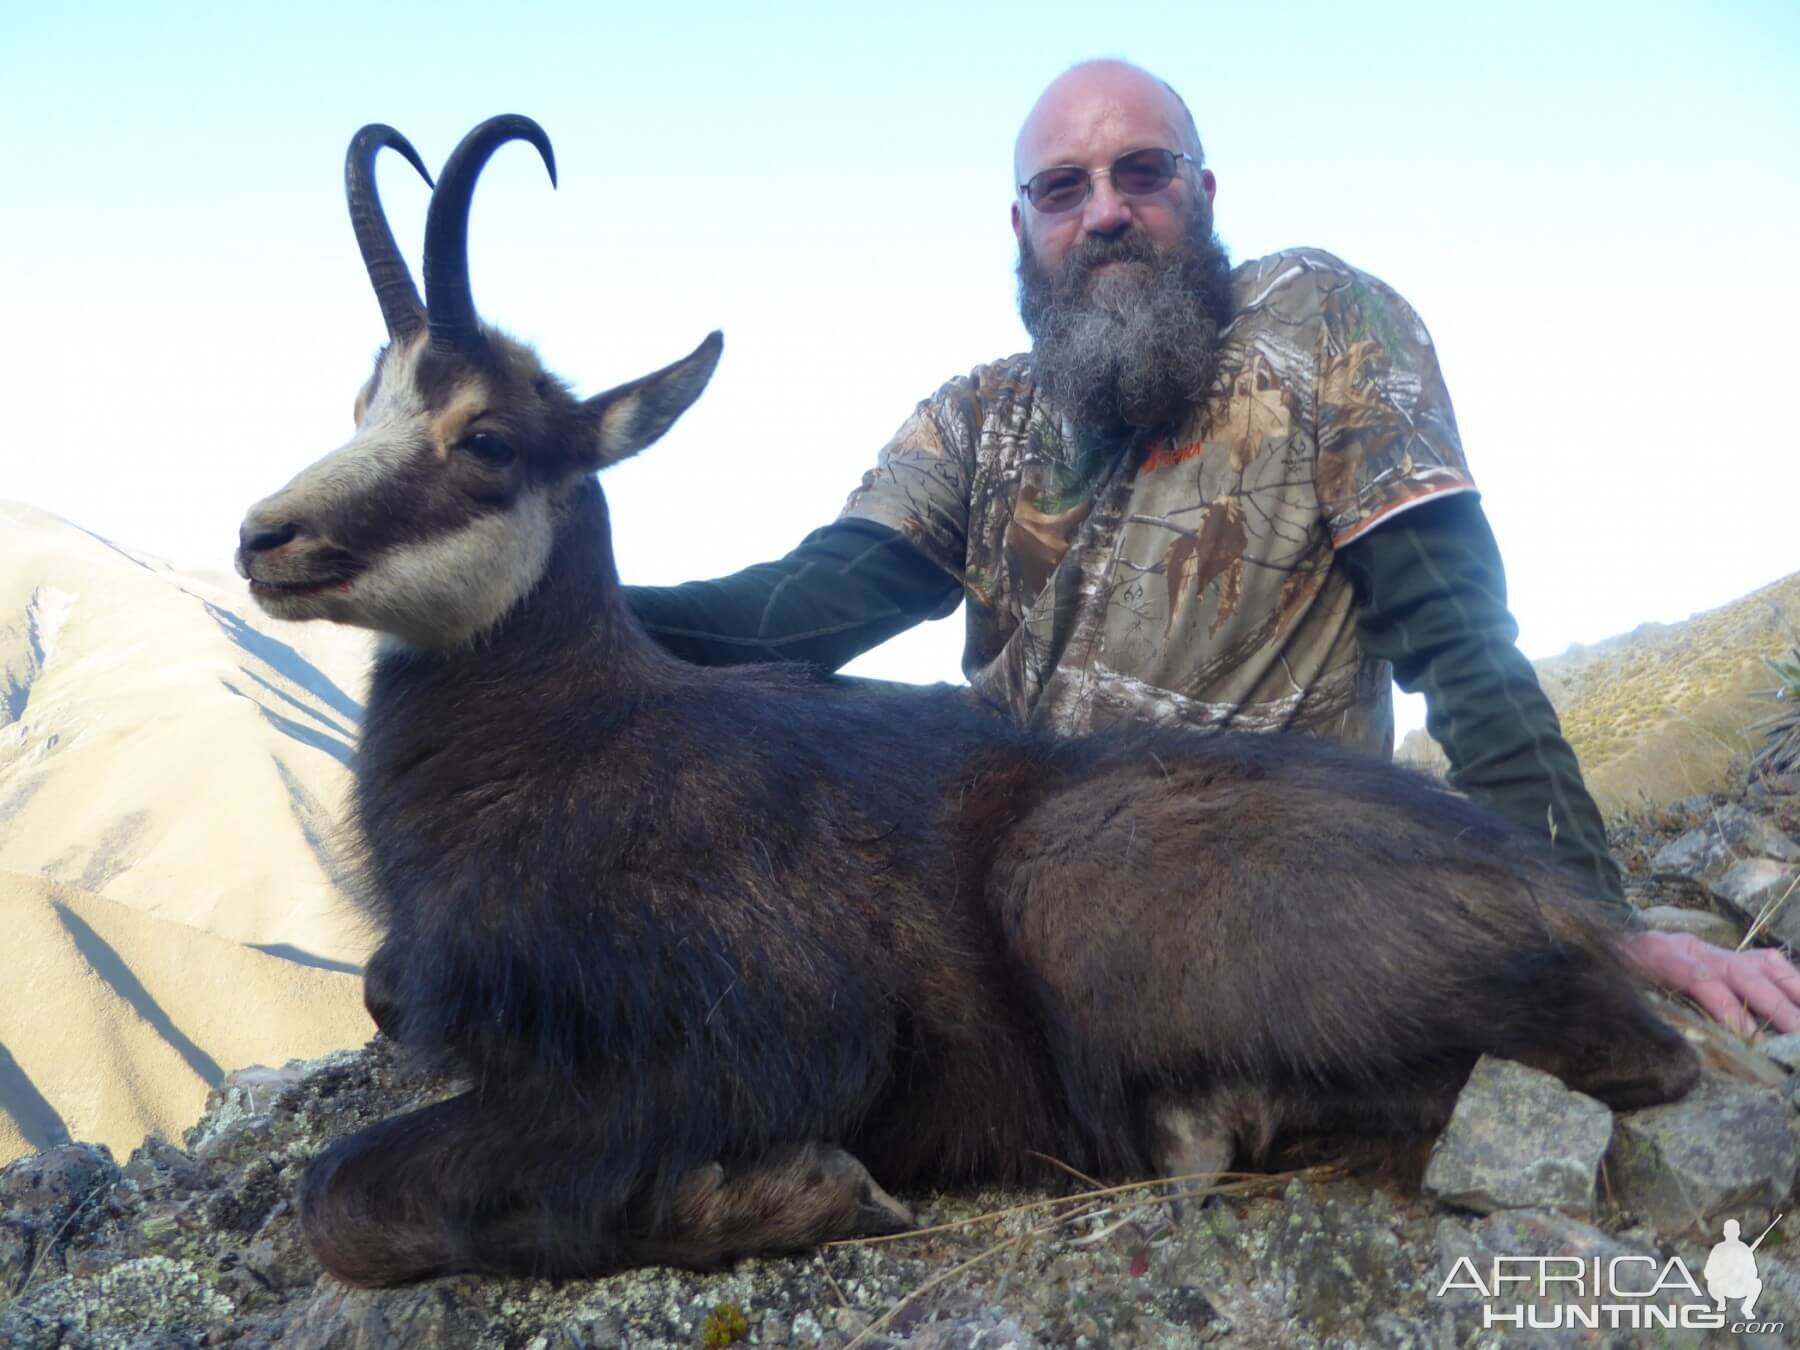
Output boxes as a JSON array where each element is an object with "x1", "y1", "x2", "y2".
[
  {"x1": 345, "y1": 124, "x2": 434, "y2": 341},
  {"x1": 424, "y1": 114, "x2": 558, "y2": 354}
]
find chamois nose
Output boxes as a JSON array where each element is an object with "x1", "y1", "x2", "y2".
[
  {"x1": 240, "y1": 520, "x2": 299, "y2": 554},
  {"x1": 235, "y1": 516, "x2": 301, "y2": 579}
]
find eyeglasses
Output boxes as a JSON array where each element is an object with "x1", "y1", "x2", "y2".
[{"x1": 1018, "y1": 148, "x2": 1196, "y2": 214}]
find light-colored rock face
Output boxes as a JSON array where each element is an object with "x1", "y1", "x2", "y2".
[{"x1": 0, "y1": 500, "x2": 375, "y2": 966}]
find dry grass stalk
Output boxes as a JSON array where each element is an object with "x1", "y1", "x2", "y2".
[
  {"x1": 833, "y1": 1163, "x2": 1342, "y2": 1347},
  {"x1": 1741, "y1": 871, "x2": 1800, "y2": 951}
]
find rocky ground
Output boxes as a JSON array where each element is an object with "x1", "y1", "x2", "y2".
[
  {"x1": 1608, "y1": 765, "x2": 1800, "y2": 950},
  {"x1": 4, "y1": 769, "x2": 1800, "y2": 1349}
]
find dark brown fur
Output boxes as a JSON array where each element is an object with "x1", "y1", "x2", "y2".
[{"x1": 281, "y1": 478, "x2": 1698, "y2": 1287}]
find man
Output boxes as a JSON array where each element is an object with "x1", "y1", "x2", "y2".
[{"x1": 626, "y1": 59, "x2": 1800, "y2": 1035}]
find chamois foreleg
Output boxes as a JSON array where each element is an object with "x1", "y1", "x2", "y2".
[{"x1": 298, "y1": 1092, "x2": 911, "y2": 1285}]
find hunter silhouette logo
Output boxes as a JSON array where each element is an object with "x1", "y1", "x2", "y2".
[
  {"x1": 1436, "y1": 1213, "x2": 1786, "y2": 1334},
  {"x1": 1705, "y1": 1215, "x2": 1780, "y2": 1319}
]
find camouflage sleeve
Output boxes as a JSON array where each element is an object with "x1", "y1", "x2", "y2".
[
  {"x1": 1314, "y1": 269, "x2": 1478, "y2": 548},
  {"x1": 836, "y1": 373, "x2": 982, "y2": 583}
]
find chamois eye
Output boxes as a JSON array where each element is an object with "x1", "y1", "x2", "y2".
[{"x1": 462, "y1": 431, "x2": 515, "y2": 467}]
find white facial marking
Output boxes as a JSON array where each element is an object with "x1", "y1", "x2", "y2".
[{"x1": 353, "y1": 490, "x2": 557, "y2": 651}]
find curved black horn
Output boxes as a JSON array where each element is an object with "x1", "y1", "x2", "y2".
[
  {"x1": 345, "y1": 125, "x2": 434, "y2": 341},
  {"x1": 423, "y1": 114, "x2": 557, "y2": 354}
]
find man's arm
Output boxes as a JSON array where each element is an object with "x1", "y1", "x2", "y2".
[
  {"x1": 623, "y1": 518, "x2": 960, "y2": 671},
  {"x1": 1341, "y1": 491, "x2": 1800, "y2": 1033},
  {"x1": 626, "y1": 366, "x2": 987, "y2": 671},
  {"x1": 1336, "y1": 491, "x2": 1642, "y2": 927}
]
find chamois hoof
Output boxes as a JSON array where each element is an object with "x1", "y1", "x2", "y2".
[
  {"x1": 791, "y1": 1144, "x2": 915, "y2": 1238},
  {"x1": 848, "y1": 1165, "x2": 916, "y2": 1237},
  {"x1": 666, "y1": 1145, "x2": 913, "y2": 1260}
]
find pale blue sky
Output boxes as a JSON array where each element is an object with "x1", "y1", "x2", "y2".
[{"x1": 4, "y1": 1, "x2": 1796, "y2": 725}]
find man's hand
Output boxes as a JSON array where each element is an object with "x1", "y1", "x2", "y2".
[{"x1": 1622, "y1": 930, "x2": 1800, "y2": 1036}]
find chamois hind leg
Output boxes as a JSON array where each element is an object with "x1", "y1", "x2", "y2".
[
  {"x1": 1139, "y1": 1091, "x2": 1242, "y2": 1219},
  {"x1": 1143, "y1": 1068, "x2": 1480, "y2": 1204},
  {"x1": 1493, "y1": 968, "x2": 1701, "y2": 1111},
  {"x1": 1145, "y1": 1091, "x2": 1245, "y2": 1188},
  {"x1": 461, "y1": 1143, "x2": 913, "y2": 1275},
  {"x1": 985, "y1": 747, "x2": 1701, "y2": 1140},
  {"x1": 299, "y1": 1093, "x2": 910, "y2": 1286}
]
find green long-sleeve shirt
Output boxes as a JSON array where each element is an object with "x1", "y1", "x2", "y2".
[{"x1": 624, "y1": 493, "x2": 1637, "y2": 928}]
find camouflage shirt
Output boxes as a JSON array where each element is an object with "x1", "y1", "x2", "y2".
[{"x1": 839, "y1": 248, "x2": 1476, "y2": 753}]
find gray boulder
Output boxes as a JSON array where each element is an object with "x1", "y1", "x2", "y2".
[
  {"x1": 1607, "y1": 1074, "x2": 1796, "y2": 1238},
  {"x1": 1713, "y1": 860, "x2": 1800, "y2": 944},
  {"x1": 1652, "y1": 805, "x2": 1800, "y2": 884},
  {"x1": 1422, "y1": 1057, "x2": 1613, "y2": 1219}
]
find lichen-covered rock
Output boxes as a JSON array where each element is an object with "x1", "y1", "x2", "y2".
[
  {"x1": 1422, "y1": 1056, "x2": 1613, "y2": 1218},
  {"x1": 188, "y1": 1061, "x2": 332, "y2": 1162},
  {"x1": 1256, "y1": 1181, "x2": 1417, "y2": 1340},
  {"x1": 1433, "y1": 1210, "x2": 1663, "y2": 1346},
  {"x1": 0, "y1": 1037, "x2": 1795, "y2": 1346},
  {"x1": 1652, "y1": 805, "x2": 1800, "y2": 884},
  {"x1": 1607, "y1": 1073, "x2": 1796, "y2": 1237},
  {"x1": 282, "y1": 1277, "x2": 492, "y2": 1349},
  {"x1": 0, "y1": 1142, "x2": 117, "y2": 1297},
  {"x1": 1, "y1": 1254, "x2": 236, "y2": 1349},
  {"x1": 897, "y1": 1312, "x2": 1036, "y2": 1349}
]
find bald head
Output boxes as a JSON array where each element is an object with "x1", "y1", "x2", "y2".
[
  {"x1": 1009, "y1": 59, "x2": 1217, "y2": 277},
  {"x1": 1014, "y1": 60, "x2": 1204, "y2": 186}
]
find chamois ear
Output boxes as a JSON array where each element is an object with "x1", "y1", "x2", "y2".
[{"x1": 579, "y1": 331, "x2": 723, "y2": 469}]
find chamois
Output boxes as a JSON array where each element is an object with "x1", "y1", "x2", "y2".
[{"x1": 238, "y1": 115, "x2": 1699, "y2": 1288}]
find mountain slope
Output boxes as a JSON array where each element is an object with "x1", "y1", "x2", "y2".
[
  {"x1": 0, "y1": 500, "x2": 373, "y2": 967},
  {"x1": 1398, "y1": 569, "x2": 1800, "y2": 810},
  {"x1": 1536, "y1": 570, "x2": 1800, "y2": 809},
  {"x1": 0, "y1": 872, "x2": 370, "y2": 1166}
]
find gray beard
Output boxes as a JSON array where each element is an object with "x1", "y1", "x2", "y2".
[{"x1": 1017, "y1": 205, "x2": 1235, "y2": 440}]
